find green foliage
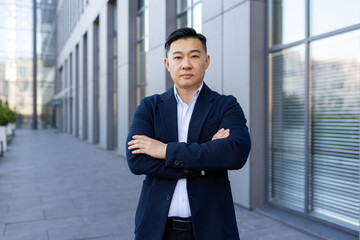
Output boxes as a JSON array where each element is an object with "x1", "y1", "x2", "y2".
[{"x1": 0, "y1": 101, "x2": 17, "y2": 125}]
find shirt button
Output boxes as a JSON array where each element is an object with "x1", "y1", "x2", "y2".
[
  {"x1": 183, "y1": 169, "x2": 189, "y2": 173},
  {"x1": 166, "y1": 194, "x2": 171, "y2": 200}
]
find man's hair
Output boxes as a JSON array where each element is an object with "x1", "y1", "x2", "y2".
[{"x1": 164, "y1": 27, "x2": 207, "y2": 56}]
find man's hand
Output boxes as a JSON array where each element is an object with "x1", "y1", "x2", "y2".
[
  {"x1": 128, "y1": 135, "x2": 166, "y2": 159},
  {"x1": 212, "y1": 128, "x2": 230, "y2": 140},
  {"x1": 128, "y1": 129, "x2": 229, "y2": 159}
]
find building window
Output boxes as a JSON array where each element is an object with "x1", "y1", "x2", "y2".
[
  {"x1": 268, "y1": 0, "x2": 360, "y2": 234},
  {"x1": 136, "y1": 0, "x2": 148, "y2": 105},
  {"x1": 82, "y1": 33, "x2": 88, "y2": 140},
  {"x1": 108, "y1": 0, "x2": 118, "y2": 150},
  {"x1": 64, "y1": 59, "x2": 68, "y2": 132},
  {"x1": 75, "y1": 44, "x2": 79, "y2": 137},
  {"x1": 309, "y1": 30, "x2": 360, "y2": 229},
  {"x1": 309, "y1": 0, "x2": 360, "y2": 36},
  {"x1": 69, "y1": 52, "x2": 73, "y2": 135},
  {"x1": 269, "y1": 45, "x2": 306, "y2": 211},
  {"x1": 93, "y1": 17, "x2": 100, "y2": 144},
  {"x1": 177, "y1": 0, "x2": 202, "y2": 32}
]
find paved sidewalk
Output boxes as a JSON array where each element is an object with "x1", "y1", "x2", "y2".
[{"x1": 0, "y1": 130, "x2": 319, "y2": 240}]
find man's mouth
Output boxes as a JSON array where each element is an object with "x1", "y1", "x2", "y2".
[{"x1": 181, "y1": 74, "x2": 193, "y2": 78}]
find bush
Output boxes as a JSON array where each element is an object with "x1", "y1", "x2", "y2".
[{"x1": 0, "y1": 101, "x2": 16, "y2": 126}]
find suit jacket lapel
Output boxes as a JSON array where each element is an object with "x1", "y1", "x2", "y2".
[
  {"x1": 188, "y1": 83, "x2": 214, "y2": 143},
  {"x1": 158, "y1": 88, "x2": 178, "y2": 142}
]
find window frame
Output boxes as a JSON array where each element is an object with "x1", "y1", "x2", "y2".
[{"x1": 266, "y1": 0, "x2": 360, "y2": 235}]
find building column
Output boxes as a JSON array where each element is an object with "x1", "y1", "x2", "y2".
[
  {"x1": 147, "y1": 0, "x2": 168, "y2": 96},
  {"x1": 117, "y1": 0, "x2": 137, "y2": 156},
  {"x1": 202, "y1": 0, "x2": 266, "y2": 209}
]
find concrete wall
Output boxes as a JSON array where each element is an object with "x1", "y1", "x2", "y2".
[
  {"x1": 201, "y1": 0, "x2": 266, "y2": 208},
  {"x1": 147, "y1": 0, "x2": 167, "y2": 96}
]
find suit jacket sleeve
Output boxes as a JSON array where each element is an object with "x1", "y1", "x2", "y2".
[
  {"x1": 165, "y1": 97, "x2": 251, "y2": 171},
  {"x1": 126, "y1": 98, "x2": 202, "y2": 179}
]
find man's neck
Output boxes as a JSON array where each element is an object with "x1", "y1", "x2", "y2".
[
  {"x1": 176, "y1": 90, "x2": 195, "y2": 105},
  {"x1": 175, "y1": 83, "x2": 202, "y2": 105}
]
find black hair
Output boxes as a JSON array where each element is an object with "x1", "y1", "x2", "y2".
[{"x1": 164, "y1": 27, "x2": 207, "y2": 56}]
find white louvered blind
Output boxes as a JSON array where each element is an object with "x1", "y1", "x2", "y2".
[
  {"x1": 269, "y1": 45, "x2": 306, "y2": 211},
  {"x1": 310, "y1": 30, "x2": 360, "y2": 230}
]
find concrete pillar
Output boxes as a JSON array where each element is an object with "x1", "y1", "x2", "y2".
[
  {"x1": 99, "y1": 4, "x2": 108, "y2": 149},
  {"x1": 147, "y1": 0, "x2": 167, "y2": 96},
  {"x1": 202, "y1": 0, "x2": 266, "y2": 209},
  {"x1": 117, "y1": 0, "x2": 137, "y2": 156}
]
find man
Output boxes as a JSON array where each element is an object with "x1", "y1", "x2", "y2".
[{"x1": 127, "y1": 27, "x2": 251, "y2": 240}]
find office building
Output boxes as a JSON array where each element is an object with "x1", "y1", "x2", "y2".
[{"x1": 12, "y1": 0, "x2": 359, "y2": 238}]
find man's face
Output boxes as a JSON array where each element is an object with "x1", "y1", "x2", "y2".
[{"x1": 164, "y1": 38, "x2": 210, "y2": 92}]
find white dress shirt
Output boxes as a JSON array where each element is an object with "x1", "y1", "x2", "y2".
[{"x1": 167, "y1": 83, "x2": 203, "y2": 217}]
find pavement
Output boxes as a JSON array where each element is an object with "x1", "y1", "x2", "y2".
[{"x1": 0, "y1": 130, "x2": 321, "y2": 240}]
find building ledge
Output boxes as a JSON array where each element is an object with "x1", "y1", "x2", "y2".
[{"x1": 255, "y1": 205, "x2": 358, "y2": 240}]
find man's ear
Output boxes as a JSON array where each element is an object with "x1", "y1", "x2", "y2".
[
  {"x1": 164, "y1": 58, "x2": 170, "y2": 71},
  {"x1": 205, "y1": 55, "x2": 210, "y2": 69}
]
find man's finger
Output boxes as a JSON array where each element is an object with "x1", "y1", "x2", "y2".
[
  {"x1": 132, "y1": 149, "x2": 142, "y2": 154},
  {"x1": 212, "y1": 128, "x2": 224, "y2": 140},
  {"x1": 212, "y1": 129, "x2": 230, "y2": 140},
  {"x1": 132, "y1": 135, "x2": 148, "y2": 140},
  {"x1": 128, "y1": 144, "x2": 138, "y2": 150}
]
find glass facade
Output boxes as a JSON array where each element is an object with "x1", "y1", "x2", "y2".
[
  {"x1": 93, "y1": 17, "x2": 100, "y2": 144},
  {"x1": 82, "y1": 33, "x2": 88, "y2": 140},
  {"x1": 310, "y1": 0, "x2": 360, "y2": 36},
  {"x1": 268, "y1": 0, "x2": 360, "y2": 232},
  {"x1": 108, "y1": 0, "x2": 117, "y2": 150},
  {"x1": 269, "y1": 45, "x2": 306, "y2": 211},
  {"x1": 75, "y1": 44, "x2": 79, "y2": 137},
  {"x1": 0, "y1": 0, "x2": 56, "y2": 129},
  {"x1": 57, "y1": 0, "x2": 83, "y2": 54},
  {"x1": 310, "y1": 30, "x2": 360, "y2": 228},
  {"x1": 136, "y1": 0, "x2": 148, "y2": 106},
  {"x1": 177, "y1": 0, "x2": 202, "y2": 33}
]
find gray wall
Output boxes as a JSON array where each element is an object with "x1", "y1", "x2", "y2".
[{"x1": 202, "y1": 0, "x2": 266, "y2": 208}]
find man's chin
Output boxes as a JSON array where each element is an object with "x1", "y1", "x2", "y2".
[{"x1": 176, "y1": 82, "x2": 202, "y2": 91}]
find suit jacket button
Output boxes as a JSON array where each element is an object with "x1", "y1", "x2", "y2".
[
  {"x1": 184, "y1": 169, "x2": 189, "y2": 173},
  {"x1": 179, "y1": 161, "x2": 184, "y2": 166},
  {"x1": 166, "y1": 194, "x2": 171, "y2": 200},
  {"x1": 174, "y1": 160, "x2": 179, "y2": 166}
]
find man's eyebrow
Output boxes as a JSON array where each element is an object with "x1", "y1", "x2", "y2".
[{"x1": 171, "y1": 49, "x2": 201, "y2": 55}]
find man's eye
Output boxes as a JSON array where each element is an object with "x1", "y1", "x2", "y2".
[
  {"x1": 191, "y1": 55, "x2": 199, "y2": 58},
  {"x1": 174, "y1": 56, "x2": 181, "y2": 60}
]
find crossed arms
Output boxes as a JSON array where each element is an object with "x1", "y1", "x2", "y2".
[
  {"x1": 126, "y1": 97, "x2": 251, "y2": 180},
  {"x1": 128, "y1": 128, "x2": 230, "y2": 159}
]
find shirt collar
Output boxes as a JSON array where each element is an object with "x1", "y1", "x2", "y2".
[{"x1": 174, "y1": 82, "x2": 204, "y2": 104}]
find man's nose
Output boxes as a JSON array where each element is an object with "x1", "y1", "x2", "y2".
[{"x1": 182, "y1": 58, "x2": 192, "y2": 69}]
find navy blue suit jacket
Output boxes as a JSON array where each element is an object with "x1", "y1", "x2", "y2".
[{"x1": 126, "y1": 83, "x2": 251, "y2": 240}]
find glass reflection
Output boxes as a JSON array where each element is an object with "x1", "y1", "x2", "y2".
[
  {"x1": 193, "y1": 2, "x2": 202, "y2": 33},
  {"x1": 270, "y1": 0, "x2": 305, "y2": 46},
  {"x1": 177, "y1": 0, "x2": 191, "y2": 14},
  {"x1": 176, "y1": 0, "x2": 202, "y2": 33},
  {"x1": 269, "y1": 45, "x2": 306, "y2": 211},
  {"x1": 136, "y1": 0, "x2": 148, "y2": 106},
  {"x1": 310, "y1": 0, "x2": 360, "y2": 36},
  {"x1": 0, "y1": 0, "x2": 56, "y2": 128},
  {"x1": 310, "y1": 30, "x2": 360, "y2": 229}
]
